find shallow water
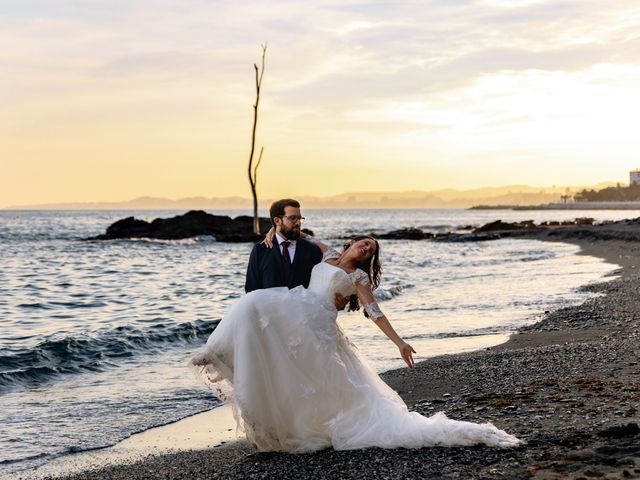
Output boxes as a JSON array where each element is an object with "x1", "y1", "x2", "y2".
[{"x1": 0, "y1": 208, "x2": 625, "y2": 475}]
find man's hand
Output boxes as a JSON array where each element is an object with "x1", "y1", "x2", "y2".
[{"x1": 334, "y1": 293, "x2": 349, "y2": 310}]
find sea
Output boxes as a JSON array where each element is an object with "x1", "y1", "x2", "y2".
[{"x1": 0, "y1": 208, "x2": 633, "y2": 477}]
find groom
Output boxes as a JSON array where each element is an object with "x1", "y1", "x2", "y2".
[{"x1": 245, "y1": 198, "x2": 323, "y2": 293}]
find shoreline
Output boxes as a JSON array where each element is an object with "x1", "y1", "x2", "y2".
[
  {"x1": 29, "y1": 231, "x2": 640, "y2": 479},
  {"x1": 19, "y1": 405, "x2": 238, "y2": 480}
]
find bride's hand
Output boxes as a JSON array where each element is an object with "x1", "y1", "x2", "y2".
[
  {"x1": 262, "y1": 227, "x2": 276, "y2": 248},
  {"x1": 399, "y1": 342, "x2": 416, "y2": 368}
]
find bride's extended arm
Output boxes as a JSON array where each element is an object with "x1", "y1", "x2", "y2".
[{"x1": 356, "y1": 283, "x2": 416, "y2": 368}]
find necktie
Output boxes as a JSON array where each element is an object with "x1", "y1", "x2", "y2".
[{"x1": 281, "y1": 241, "x2": 292, "y2": 267}]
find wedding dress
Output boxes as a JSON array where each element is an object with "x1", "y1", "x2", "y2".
[{"x1": 192, "y1": 251, "x2": 520, "y2": 452}]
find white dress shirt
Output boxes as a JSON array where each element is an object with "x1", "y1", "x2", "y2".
[{"x1": 275, "y1": 233, "x2": 297, "y2": 263}]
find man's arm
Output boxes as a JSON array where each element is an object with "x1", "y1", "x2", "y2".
[{"x1": 245, "y1": 244, "x2": 262, "y2": 293}]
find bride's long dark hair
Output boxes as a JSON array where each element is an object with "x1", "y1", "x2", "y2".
[{"x1": 343, "y1": 236, "x2": 382, "y2": 317}]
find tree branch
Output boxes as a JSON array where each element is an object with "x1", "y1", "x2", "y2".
[
  {"x1": 253, "y1": 146, "x2": 264, "y2": 185},
  {"x1": 247, "y1": 44, "x2": 267, "y2": 235}
]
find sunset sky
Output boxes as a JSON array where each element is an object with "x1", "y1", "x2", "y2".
[{"x1": 2, "y1": 0, "x2": 640, "y2": 208}]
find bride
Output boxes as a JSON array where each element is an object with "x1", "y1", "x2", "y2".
[{"x1": 191, "y1": 232, "x2": 520, "y2": 452}]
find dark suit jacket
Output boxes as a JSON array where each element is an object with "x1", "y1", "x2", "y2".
[{"x1": 245, "y1": 238, "x2": 323, "y2": 293}]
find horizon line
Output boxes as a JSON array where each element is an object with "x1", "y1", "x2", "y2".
[{"x1": 1, "y1": 181, "x2": 621, "y2": 210}]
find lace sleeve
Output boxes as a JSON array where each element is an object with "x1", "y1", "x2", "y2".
[
  {"x1": 352, "y1": 269, "x2": 385, "y2": 321},
  {"x1": 363, "y1": 301, "x2": 384, "y2": 321},
  {"x1": 322, "y1": 247, "x2": 341, "y2": 262},
  {"x1": 350, "y1": 269, "x2": 370, "y2": 285}
]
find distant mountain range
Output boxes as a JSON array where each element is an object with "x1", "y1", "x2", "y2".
[{"x1": 4, "y1": 183, "x2": 618, "y2": 210}]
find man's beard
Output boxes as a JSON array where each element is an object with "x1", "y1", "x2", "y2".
[{"x1": 281, "y1": 225, "x2": 301, "y2": 240}]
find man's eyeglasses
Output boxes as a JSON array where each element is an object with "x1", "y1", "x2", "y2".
[{"x1": 279, "y1": 215, "x2": 305, "y2": 224}]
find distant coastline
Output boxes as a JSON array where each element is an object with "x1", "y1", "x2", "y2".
[
  {"x1": 2, "y1": 183, "x2": 618, "y2": 210},
  {"x1": 472, "y1": 201, "x2": 640, "y2": 210}
]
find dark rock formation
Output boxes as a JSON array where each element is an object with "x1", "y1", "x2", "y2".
[
  {"x1": 90, "y1": 210, "x2": 273, "y2": 242},
  {"x1": 473, "y1": 219, "x2": 536, "y2": 233},
  {"x1": 432, "y1": 232, "x2": 501, "y2": 242},
  {"x1": 540, "y1": 217, "x2": 595, "y2": 227},
  {"x1": 369, "y1": 218, "x2": 606, "y2": 242},
  {"x1": 375, "y1": 228, "x2": 432, "y2": 240}
]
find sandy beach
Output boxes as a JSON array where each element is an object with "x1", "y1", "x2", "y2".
[{"x1": 32, "y1": 226, "x2": 640, "y2": 480}]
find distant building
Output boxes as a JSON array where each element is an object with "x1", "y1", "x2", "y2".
[{"x1": 631, "y1": 170, "x2": 640, "y2": 185}]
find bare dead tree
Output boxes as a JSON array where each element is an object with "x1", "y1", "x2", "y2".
[{"x1": 248, "y1": 43, "x2": 267, "y2": 235}]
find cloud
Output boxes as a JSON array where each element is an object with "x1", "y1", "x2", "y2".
[{"x1": 3, "y1": 0, "x2": 640, "y2": 203}]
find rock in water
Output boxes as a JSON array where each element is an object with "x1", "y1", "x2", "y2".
[
  {"x1": 376, "y1": 228, "x2": 430, "y2": 240},
  {"x1": 90, "y1": 210, "x2": 272, "y2": 242},
  {"x1": 473, "y1": 220, "x2": 526, "y2": 233}
]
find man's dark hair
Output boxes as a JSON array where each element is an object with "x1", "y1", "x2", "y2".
[{"x1": 269, "y1": 198, "x2": 300, "y2": 226}]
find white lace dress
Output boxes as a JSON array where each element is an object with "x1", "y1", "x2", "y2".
[{"x1": 192, "y1": 250, "x2": 520, "y2": 451}]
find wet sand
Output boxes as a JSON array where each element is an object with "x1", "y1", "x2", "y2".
[
  {"x1": 23, "y1": 405, "x2": 237, "y2": 480},
  {"x1": 32, "y1": 228, "x2": 640, "y2": 480}
]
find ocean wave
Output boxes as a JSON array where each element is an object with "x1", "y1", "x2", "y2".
[
  {"x1": 402, "y1": 325, "x2": 514, "y2": 340},
  {"x1": 0, "y1": 451, "x2": 48, "y2": 466},
  {"x1": 518, "y1": 253, "x2": 557, "y2": 262},
  {"x1": 504, "y1": 248, "x2": 557, "y2": 261},
  {"x1": 375, "y1": 283, "x2": 412, "y2": 300},
  {"x1": 0, "y1": 233, "x2": 219, "y2": 244},
  {"x1": 114, "y1": 235, "x2": 218, "y2": 245},
  {"x1": 0, "y1": 319, "x2": 220, "y2": 394},
  {"x1": 0, "y1": 233, "x2": 87, "y2": 242}
]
